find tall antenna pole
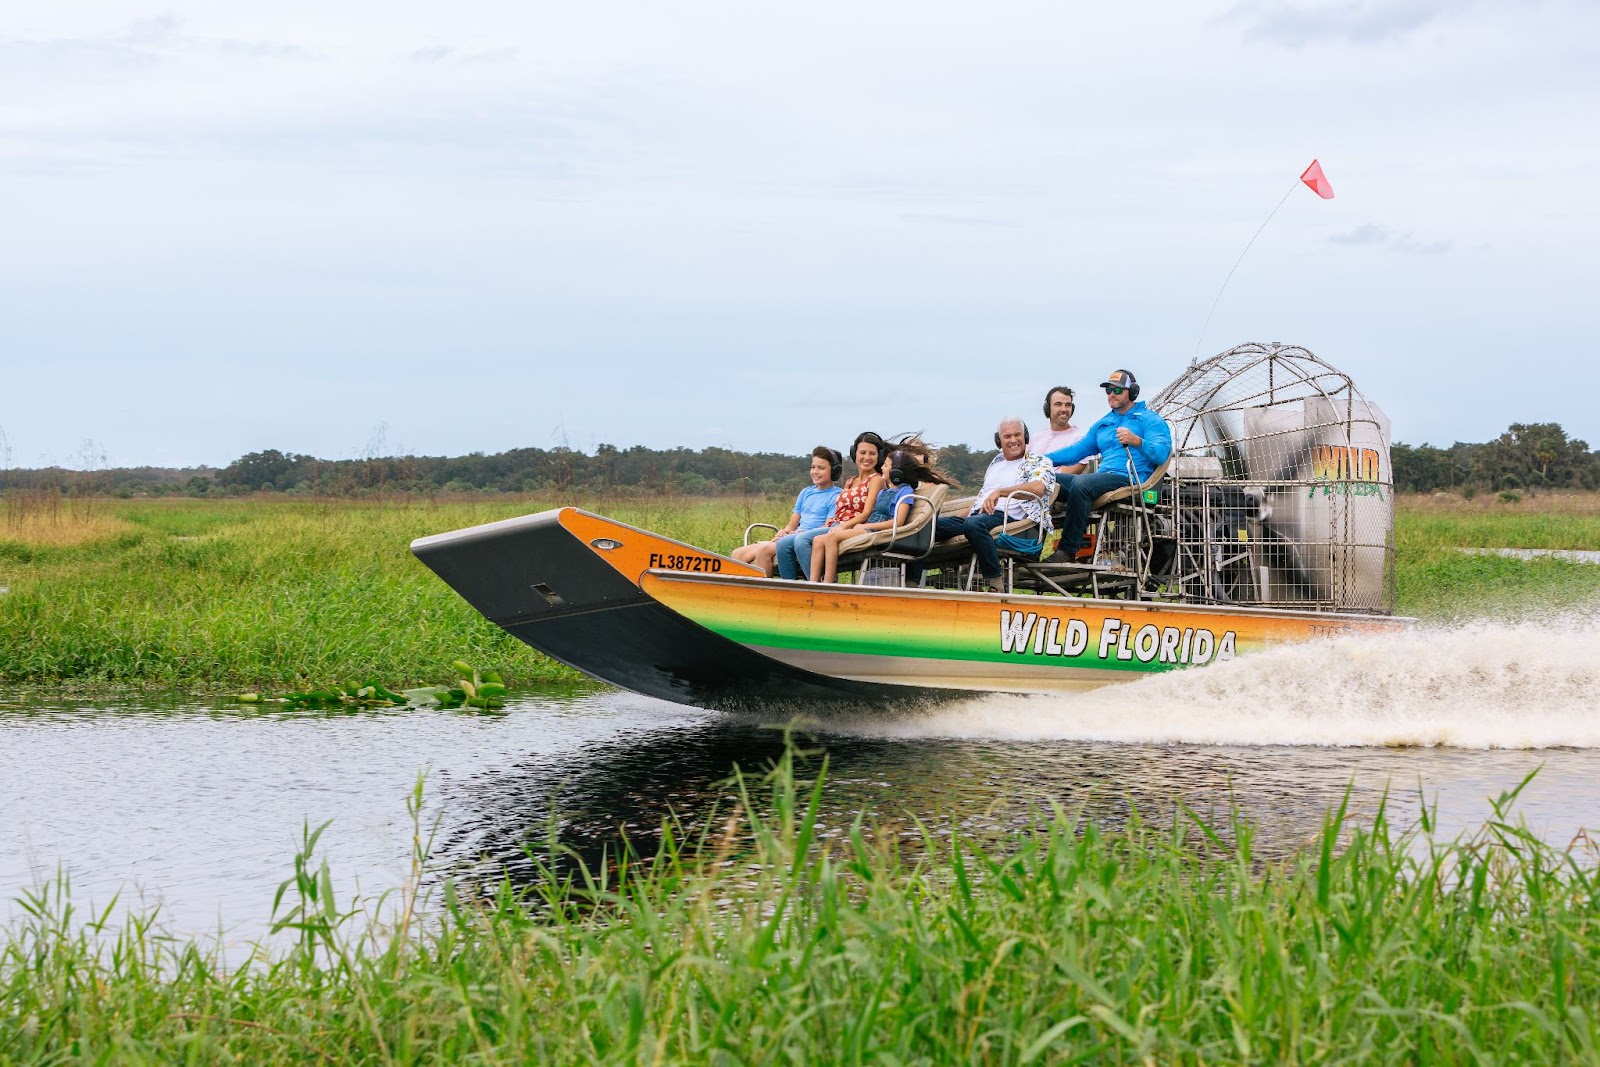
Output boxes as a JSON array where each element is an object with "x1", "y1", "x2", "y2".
[{"x1": 1193, "y1": 176, "x2": 1301, "y2": 363}]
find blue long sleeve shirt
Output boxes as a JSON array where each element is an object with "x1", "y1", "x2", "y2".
[{"x1": 1045, "y1": 401, "x2": 1172, "y2": 482}]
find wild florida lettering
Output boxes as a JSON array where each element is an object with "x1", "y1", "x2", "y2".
[
  {"x1": 1309, "y1": 444, "x2": 1385, "y2": 498},
  {"x1": 999, "y1": 610, "x2": 1235, "y2": 667}
]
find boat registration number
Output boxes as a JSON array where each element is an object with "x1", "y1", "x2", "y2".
[{"x1": 648, "y1": 552, "x2": 724, "y2": 573}]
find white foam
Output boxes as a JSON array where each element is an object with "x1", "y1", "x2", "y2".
[{"x1": 831, "y1": 616, "x2": 1600, "y2": 749}]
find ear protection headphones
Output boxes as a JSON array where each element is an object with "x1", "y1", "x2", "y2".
[
  {"x1": 1043, "y1": 387, "x2": 1075, "y2": 420},
  {"x1": 887, "y1": 450, "x2": 910, "y2": 487},
  {"x1": 993, "y1": 421, "x2": 1030, "y2": 449},
  {"x1": 827, "y1": 448, "x2": 843, "y2": 482},
  {"x1": 850, "y1": 432, "x2": 886, "y2": 473},
  {"x1": 1103, "y1": 370, "x2": 1140, "y2": 402}
]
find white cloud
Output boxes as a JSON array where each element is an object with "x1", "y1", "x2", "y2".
[
  {"x1": 1330, "y1": 224, "x2": 1452, "y2": 254},
  {"x1": 0, "y1": 0, "x2": 1597, "y2": 463},
  {"x1": 1222, "y1": 0, "x2": 1469, "y2": 46}
]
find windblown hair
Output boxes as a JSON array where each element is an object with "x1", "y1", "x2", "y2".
[
  {"x1": 885, "y1": 433, "x2": 955, "y2": 489},
  {"x1": 889, "y1": 431, "x2": 933, "y2": 456}
]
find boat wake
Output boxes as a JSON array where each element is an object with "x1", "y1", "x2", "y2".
[{"x1": 825, "y1": 615, "x2": 1600, "y2": 749}]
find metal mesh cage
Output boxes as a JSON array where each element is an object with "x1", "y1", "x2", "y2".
[{"x1": 1147, "y1": 342, "x2": 1395, "y2": 614}]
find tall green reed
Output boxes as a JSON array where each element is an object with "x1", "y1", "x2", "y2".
[{"x1": 4, "y1": 752, "x2": 1599, "y2": 1063}]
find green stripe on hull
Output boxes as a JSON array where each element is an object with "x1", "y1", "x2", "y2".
[{"x1": 702, "y1": 619, "x2": 1172, "y2": 675}]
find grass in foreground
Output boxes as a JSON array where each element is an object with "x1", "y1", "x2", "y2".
[
  {"x1": 4, "y1": 754, "x2": 1599, "y2": 1064},
  {"x1": 3, "y1": 492, "x2": 1599, "y2": 688}
]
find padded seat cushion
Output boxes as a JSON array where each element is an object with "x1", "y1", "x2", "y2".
[
  {"x1": 835, "y1": 483, "x2": 950, "y2": 556},
  {"x1": 911, "y1": 485, "x2": 1056, "y2": 566},
  {"x1": 1089, "y1": 457, "x2": 1171, "y2": 509},
  {"x1": 940, "y1": 494, "x2": 977, "y2": 517},
  {"x1": 932, "y1": 486, "x2": 1057, "y2": 544}
]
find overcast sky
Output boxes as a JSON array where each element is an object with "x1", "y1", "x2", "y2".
[{"x1": 3, "y1": 0, "x2": 1597, "y2": 469}]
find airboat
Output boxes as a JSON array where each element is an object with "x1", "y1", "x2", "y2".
[{"x1": 413, "y1": 344, "x2": 1408, "y2": 711}]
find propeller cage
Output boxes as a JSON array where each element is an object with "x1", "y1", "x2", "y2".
[{"x1": 1145, "y1": 342, "x2": 1396, "y2": 614}]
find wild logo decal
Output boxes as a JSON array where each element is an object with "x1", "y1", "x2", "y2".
[{"x1": 1309, "y1": 445, "x2": 1383, "y2": 498}]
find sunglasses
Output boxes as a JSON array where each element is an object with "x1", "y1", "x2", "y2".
[{"x1": 1104, "y1": 386, "x2": 1126, "y2": 396}]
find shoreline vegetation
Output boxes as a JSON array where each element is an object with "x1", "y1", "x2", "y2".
[
  {"x1": 6, "y1": 498, "x2": 1600, "y2": 1062},
  {"x1": 5, "y1": 754, "x2": 1600, "y2": 1062},
  {"x1": 2, "y1": 418, "x2": 1595, "y2": 499},
  {"x1": 3, "y1": 492, "x2": 1600, "y2": 690}
]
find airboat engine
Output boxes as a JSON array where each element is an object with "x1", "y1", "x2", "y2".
[{"x1": 1150, "y1": 342, "x2": 1395, "y2": 615}]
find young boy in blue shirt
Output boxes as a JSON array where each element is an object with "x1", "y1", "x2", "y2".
[{"x1": 730, "y1": 446, "x2": 842, "y2": 577}]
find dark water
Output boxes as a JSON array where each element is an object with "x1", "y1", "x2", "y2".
[{"x1": 6, "y1": 621, "x2": 1600, "y2": 948}]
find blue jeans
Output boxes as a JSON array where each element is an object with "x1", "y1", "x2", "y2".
[
  {"x1": 908, "y1": 512, "x2": 1009, "y2": 582},
  {"x1": 1057, "y1": 470, "x2": 1135, "y2": 556},
  {"x1": 776, "y1": 527, "x2": 827, "y2": 580}
]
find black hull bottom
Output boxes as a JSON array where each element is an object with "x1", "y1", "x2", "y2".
[
  {"x1": 506, "y1": 599, "x2": 954, "y2": 713},
  {"x1": 412, "y1": 510, "x2": 956, "y2": 713}
]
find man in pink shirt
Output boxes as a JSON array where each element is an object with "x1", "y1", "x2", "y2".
[{"x1": 1033, "y1": 386, "x2": 1087, "y2": 476}]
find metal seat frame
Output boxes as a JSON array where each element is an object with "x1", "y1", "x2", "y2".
[
  {"x1": 1016, "y1": 457, "x2": 1171, "y2": 600},
  {"x1": 836, "y1": 484, "x2": 950, "y2": 587}
]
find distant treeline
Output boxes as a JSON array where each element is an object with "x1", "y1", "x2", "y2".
[
  {"x1": 2, "y1": 422, "x2": 1595, "y2": 498},
  {"x1": 1392, "y1": 422, "x2": 1599, "y2": 493},
  {"x1": 0, "y1": 443, "x2": 1000, "y2": 499}
]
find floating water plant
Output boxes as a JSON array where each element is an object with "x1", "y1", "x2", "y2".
[{"x1": 239, "y1": 659, "x2": 506, "y2": 710}]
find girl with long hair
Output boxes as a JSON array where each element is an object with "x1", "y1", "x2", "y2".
[{"x1": 810, "y1": 435, "x2": 953, "y2": 583}]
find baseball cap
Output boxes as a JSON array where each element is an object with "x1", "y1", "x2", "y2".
[{"x1": 1100, "y1": 369, "x2": 1138, "y2": 391}]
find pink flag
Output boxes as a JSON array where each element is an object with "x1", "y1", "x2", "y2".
[{"x1": 1300, "y1": 159, "x2": 1334, "y2": 199}]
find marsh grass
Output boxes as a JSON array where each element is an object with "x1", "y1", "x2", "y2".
[
  {"x1": 2, "y1": 493, "x2": 1598, "y2": 688},
  {"x1": 1, "y1": 484, "x2": 129, "y2": 547},
  {"x1": 1395, "y1": 492, "x2": 1600, "y2": 620},
  {"x1": 0, "y1": 510, "x2": 135, "y2": 549},
  {"x1": 4, "y1": 752, "x2": 1600, "y2": 1063},
  {"x1": 0, "y1": 494, "x2": 785, "y2": 689},
  {"x1": 0, "y1": 497, "x2": 556, "y2": 688},
  {"x1": 1402, "y1": 490, "x2": 1600, "y2": 551}
]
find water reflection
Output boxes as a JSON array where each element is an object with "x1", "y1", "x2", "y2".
[
  {"x1": 2, "y1": 685, "x2": 1596, "y2": 946},
  {"x1": 437, "y1": 715, "x2": 1600, "y2": 896}
]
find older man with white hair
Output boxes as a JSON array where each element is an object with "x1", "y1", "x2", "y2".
[{"x1": 911, "y1": 416, "x2": 1055, "y2": 592}]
